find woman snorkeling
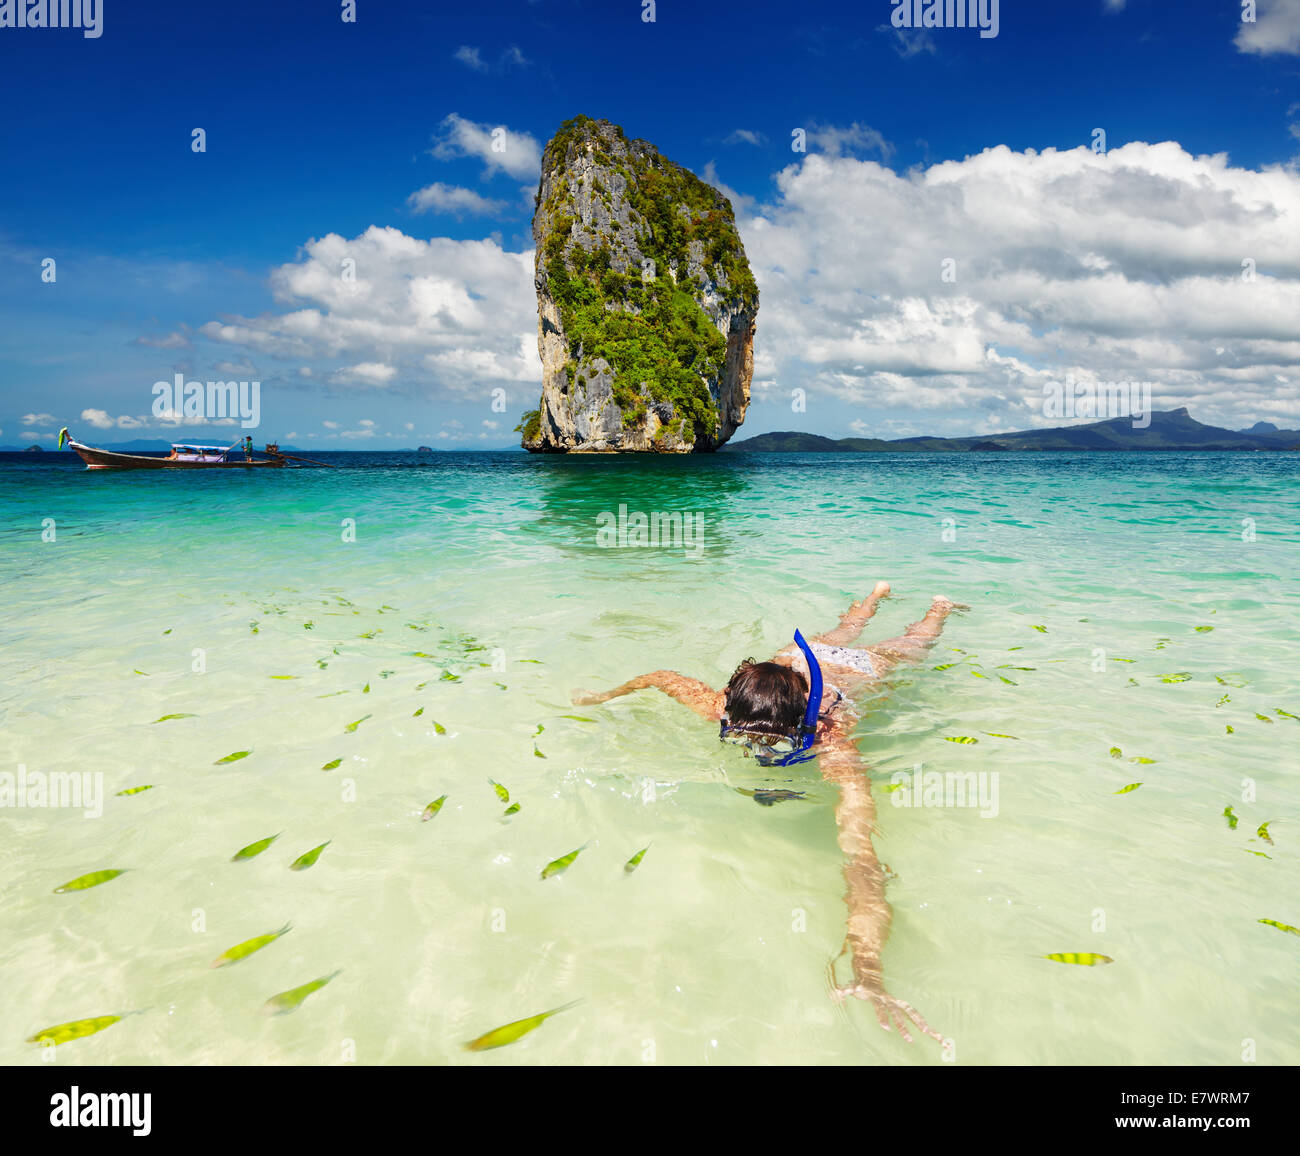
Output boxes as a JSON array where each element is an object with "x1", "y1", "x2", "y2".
[{"x1": 572, "y1": 582, "x2": 966, "y2": 1043}]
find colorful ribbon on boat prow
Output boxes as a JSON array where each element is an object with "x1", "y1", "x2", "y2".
[{"x1": 57, "y1": 427, "x2": 69, "y2": 450}]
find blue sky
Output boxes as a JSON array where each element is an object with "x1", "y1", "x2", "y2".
[{"x1": 2, "y1": 0, "x2": 1298, "y2": 448}]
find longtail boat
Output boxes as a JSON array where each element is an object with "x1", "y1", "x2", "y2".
[{"x1": 59, "y1": 428, "x2": 287, "y2": 470}]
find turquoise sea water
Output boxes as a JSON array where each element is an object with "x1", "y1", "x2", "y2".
[{"x1": 1, "y1": 450, "x2": 1297, "y2": 1066}]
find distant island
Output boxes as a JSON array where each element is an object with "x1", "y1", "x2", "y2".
[
  {"x1": 520, "y1": 115, "x2": 757, "y2": 454},
  {"x1": 416, "y1": 446, "x2": 434, "y2": 453},
  {"x1": 724, "y1": 409, "x2": 1300, "y2": 453}
]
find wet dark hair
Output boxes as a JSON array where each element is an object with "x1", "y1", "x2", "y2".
[{"x1": 722, "y1": 659, "x2": 808, "y2": 741}]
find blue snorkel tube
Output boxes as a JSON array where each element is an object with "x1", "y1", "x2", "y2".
[{"x1": 764, "y1": 629, "x2": 823, "y2": 767}]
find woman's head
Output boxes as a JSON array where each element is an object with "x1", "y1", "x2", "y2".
[{"x1": 722, "y1": 659, "x2": 808, "y2": 740}]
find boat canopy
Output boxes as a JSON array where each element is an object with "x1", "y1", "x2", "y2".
[{"x1": 172, "y1": 444, "x2": 232, "y2": 453}]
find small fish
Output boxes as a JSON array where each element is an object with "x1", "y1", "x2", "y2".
[
  {"x1": 1160, "y1": 672, "x2": 1191, "y2": 683},
  {"x1": 440, "y1": 671, "x2": 461, "y2": 682},
  {"x1": 1194, "y1": 625, "x2": 1214, "y2": 633},
  {"x1": 1044, "y1": 952, "x2": 1113, "y2": 966},
  {"x1": 489, "y1": 779, "x2": 510, "y2": 803},
  {"x1": 413, "y1": 707, "x2": 424, "y2": 717},
  {"x1": 54, "y1": 869, "x2": 125, "y2": 894},
  {"x1": 321, "y1": 758, "x2": 342, "y2": 771},
  {"x1": 1216, "y1": 673, "x2": 1247, "y2": 687},
  {"x1": 1215, "y1": 694, "x2": 1231, "y2": 708},
  {"x1": 517, "y1": 659, "x2": 544, "y2": 664},
  {"x1": 318, "y1": 691, "x2": 348, "y2": 698},
  {"x1": 290, "y1": 841, "x2": 331, "y2": 871},
  {"x1": 116, "y1": 785, "x2": 154, "y2": 796},
  {"x1": 1223, "y1": 806, "x2": 1239, "y2": 830},
  {"x1": 261, "y1": 970, "x2": 342, "y2": 1016},
  {"x1": 152, "y1": 713, "x2": 196, "y2": 723},
  {"x1": 422, "y1": 795, "x2": 448, "y2": 822},
  {"x1": 1226, "y1": 724, "x2": 1235, "y2": 734},
  {"x1": 1255, "y1": 713, "x2": 1274, "y2": 724},
  {"x1": 561, "y1": 715, "x2": 596, "y2": 722},
  {"x1": 541, "y1": 843, "x2": 589, "y2": 881},
  {"x1": 211, "y1": 923, "x2": 291, "y2": 969},
  {"x1": 624, "y1": 846, "x2": 649, "y2": 874},
  {"x1": 998, "y1": 675, "x2": 1017, "y2": 685},
  {"x1": 1258, "y1": 918, "x2": 1300, "y2": 936},
  {"x1": 432, "y1": 720, "x2": 447, "y2": 735},
  {"x1": 944, "y1": 736, "x2": 978, "y2": 744},
  {"x1": 970, "y1": 670, "x2": 988, "y2": 679},
  {"x1": 881, "y1": 783, "x2": 904, "y2": 793},
  {"x1": 534, "y1": 745, "x2": 546, "y2": 758},
  {"x1": 250, "y1": 621, "x2": 260, "y2": 633},
  {"x1": 27, "y1": 1014, "x2": 125, "y2": 1047},
  {"x1": 1029, "y1": 625, "x2": 1047, "y2": 633},
  {"x1": 1114, "y1": 783, "x2": 1142, "y2": 795},
  {"x1": 983, "y1": 732, "x2": 1019, "y2": 740},
  {"x1": 932, "y1": 662, "x2": 959, "y2": 671},
  {"x1": 133, "y1": 669, "x2": 148, "y2": 675},
  {"x1": 1109, "y1": 747, "x2": 1122, "y2": 758},
  {"x1": 344, "y1": 715, "x2": 371, "y2": 733},
  {"x1": 231, "y1": 833, "x2": 280, "y2": 862},
  {"x1": 269, "y1": 675, "x2": 298, "y2": 680},
  {"x1": 998, "y1": 665, "x2": 1036, "y2": 671},
  {"x1": 303, "y1": 621, "x2": 314, "y2": 630},
  {"x1": 533, "y1": 724, "x2": 545, "y2": 737},
  {"x1": 1257, "y1": 822, "x2": 1273, "y2": 844},
  {"x1": 1277, "y1": 709, "x2": 1300, "y2": 721},
  {"x1": 362, "y1": 683, "x2": 370, "y2": 694},
  {"x1": 503, "y1": 802, "x2": 521, "y2": 816},
  {"x1": 1129, "y1": 756, "x2": 1155, "y2": 764},
  {"x1": 162, "y1": 628, "x2": 172, "y2": 635},
  {"x1": 464, "y1": 1000, "x2": 581, "y2": 1051},
  {"x1": 214, "y1": 750, "x2": 251, "y2": 765},
  {"x1": 1245, "y1": 850, "x2": 1272, "y2": 859}
]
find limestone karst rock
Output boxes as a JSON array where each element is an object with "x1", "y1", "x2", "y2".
[{"x1": 519, "y1": 116, "x2": 758, "y2": 453}]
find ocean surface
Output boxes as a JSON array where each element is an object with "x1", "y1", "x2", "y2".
[{"x1": 1, "y1": 449, "x2": 1296, "y2": 1066}]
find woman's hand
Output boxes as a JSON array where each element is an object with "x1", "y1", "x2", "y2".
[{"x1": 830, "y1": 978, "x2": 943, "y2": 1044}]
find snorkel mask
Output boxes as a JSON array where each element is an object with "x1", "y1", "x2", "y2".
[{"x1": 719, "y1": 629, "x2": 824, "y2": 767}]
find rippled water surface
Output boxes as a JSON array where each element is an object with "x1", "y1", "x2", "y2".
[{"x1": 1, "y1": 450, "x2": 1297, "y2": 1065}]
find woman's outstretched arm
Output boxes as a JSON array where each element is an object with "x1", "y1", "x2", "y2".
[
  {"x1": 817, "y1": 737, "x2": 942, "y2": 1043},
  {"x1": 571, "y1": 671, "x2": 724, "y2": 720}
]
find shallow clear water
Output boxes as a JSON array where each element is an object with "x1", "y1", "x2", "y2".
[{"x1": 1, "y1": 450, "x2": 1297, "y2": 1065}]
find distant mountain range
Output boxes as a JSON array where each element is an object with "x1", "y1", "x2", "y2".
[
  {"x1": 724, "y1": 409, "x2": 1300, "y2": 452},
  {"x1": 4, "y1": 409, "x2": 1296, "y2": 454}
]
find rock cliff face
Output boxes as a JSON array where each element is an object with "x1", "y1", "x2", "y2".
[{"x1": 520, "y1": 116, "x2": 758, "y2": 453}]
